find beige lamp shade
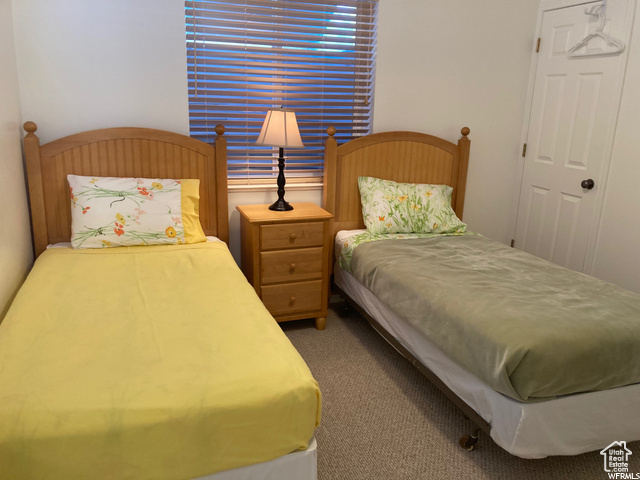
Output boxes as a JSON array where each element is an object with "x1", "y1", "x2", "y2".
[{"x1": 255, "y1": 109, "x2": 305, "y2": 148}]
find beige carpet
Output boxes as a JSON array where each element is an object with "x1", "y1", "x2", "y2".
[{"x1": 283, "y1": 306, "x2": 640, "y2": 480}]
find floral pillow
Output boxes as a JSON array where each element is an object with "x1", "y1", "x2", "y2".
[
  {"x1": 358, "y1": 176, "x2": 467, "y2": 235},
  {"x1": 67, "y1": 175, "x2": 204, "y2": 249}
]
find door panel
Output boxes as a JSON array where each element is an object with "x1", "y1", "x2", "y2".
[
  {"x1": 537, "y1": 75, "x2": 565, "y2": 162},
  {"x1": 550, "y1": 192, "x2": 581, "y2": 266},
  {"x1": 523, "y1": 185, "x2": 551, "y2": 256}
]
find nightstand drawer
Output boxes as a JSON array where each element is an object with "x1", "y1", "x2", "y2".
[
  {"x1": 261, "y1": 280, "x2": 322, "y2": 316},
  {"x1": 260, "y1": 222, "x2": 324, "y2": 250},
  {"x1": 261, "y1": 247, "x2": 323, "y2": 285}
]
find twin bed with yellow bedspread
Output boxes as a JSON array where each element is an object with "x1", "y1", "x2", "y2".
[{"x1": 0, "y1": 124, "x2": 321, "y2": 480}]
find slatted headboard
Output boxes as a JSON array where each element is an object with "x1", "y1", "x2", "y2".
[
  {"x1": 322, "y1": 127, "x2": 471, "y2": 236},
  {"x1": 22, "y1": 121, "x2": 229, "y2": 257}
]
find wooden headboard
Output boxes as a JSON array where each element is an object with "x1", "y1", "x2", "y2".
[
  {"x1": 23, "y1": 122, "x2": 229, "y2": 257},
  {"x1": 322, "y1": 127, "x2": 471, "y2": 235}
]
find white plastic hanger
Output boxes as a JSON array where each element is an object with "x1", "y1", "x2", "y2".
[{"x1": 567, "y1": 1, "x2": 625, "y2": 57}]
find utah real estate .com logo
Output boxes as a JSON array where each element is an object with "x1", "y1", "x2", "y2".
[{"x1": 601, "y1": 441, "x2": 639, "y2": 479}]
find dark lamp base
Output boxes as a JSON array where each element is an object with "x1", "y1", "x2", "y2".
[
  {"x1": 269, "y1": 198, "x2": 293, "y2": 211},
  {"x1": 270, "y1": 147, "x2": 293, "y2": 212}
]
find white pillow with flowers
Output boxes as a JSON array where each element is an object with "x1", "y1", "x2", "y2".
[
  {"x1": 68, "y1": 175, "x2": 185, "y2": 249},
  {"x1": 358, "y1": 176, "x2": 467, "y2": 235}
]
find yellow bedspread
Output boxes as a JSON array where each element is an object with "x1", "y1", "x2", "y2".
[{"x1": 0, "y1": 242, "x2": 321, "y2": 480}]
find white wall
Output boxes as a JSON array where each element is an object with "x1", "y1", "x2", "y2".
[
  {"x1": 373, "y1": 0, "x2": 539, "y2": 243},
  {"x1": 12, "y1": 0, "x2": 190, "y2": 144},
  {"x1": 11, "y1": 0, "x2": 539, "y2": 265},
  {"x1": 0, "y1": 0, "x2": 33, "y2": 319},
  {"x1": 591, "y1": 4, "x2": 640, "y2": 293}
]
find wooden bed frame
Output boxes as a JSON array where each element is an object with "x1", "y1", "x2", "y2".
[
  {"x1": 22, "y1": 121, "x2": 229, "y2": 257},
  {"x1": 322, "y1": 126, "x2": 488, "y2": 448}
]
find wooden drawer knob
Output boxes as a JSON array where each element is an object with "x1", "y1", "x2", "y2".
[
  {"x1": 289, "y1": 233, "x2": 297, "y2": 241},
  {"x1": 290, "y1": 296, "x2": 296, "y2": 304},
  {"x1": 290, "y1": 263, "x2": 297, "y2": 272}
]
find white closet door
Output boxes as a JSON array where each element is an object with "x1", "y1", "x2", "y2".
[{"x1": 514, "y1": 2, "x2": 626, "y2": 272}]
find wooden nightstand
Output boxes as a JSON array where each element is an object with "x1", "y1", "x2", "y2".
[{"x1": 237, "y1": 203, "x2": 334, "y2": 330}]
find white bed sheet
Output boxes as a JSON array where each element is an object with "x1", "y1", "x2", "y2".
[
  {"x1": 334, "y1": 231, "x2": 640, "y2": 458},
  {"x1": 196, "y1": 437, "x2": 317, "y2": 480}
]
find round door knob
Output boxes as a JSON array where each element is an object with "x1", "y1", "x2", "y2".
[{"x1": 581, "y1": 179, "x2": 595, "y2": 190}]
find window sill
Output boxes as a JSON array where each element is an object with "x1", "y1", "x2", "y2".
[{"x1": 228, "y1": 182, "x2": 323, "y2": 193}]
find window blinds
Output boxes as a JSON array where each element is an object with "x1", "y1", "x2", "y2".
[{"x1": 185, "y1": 0, "x2": 377, "y2": 183}]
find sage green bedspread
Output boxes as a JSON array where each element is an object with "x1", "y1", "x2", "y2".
[{"x1": 349, "y1": 234, "x2": 640, "y2": 402}]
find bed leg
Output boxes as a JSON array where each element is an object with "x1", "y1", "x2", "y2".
[
  {"x1": 315, "y1": 317, "x2": 327, "y2": 330},
  {"x1": 459, "y1": 428, "x2": 481, "y2": 451}
]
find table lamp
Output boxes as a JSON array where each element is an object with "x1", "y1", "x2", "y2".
[{"x1": 256, "y1": 108, "x2": 305, "y2": 211}]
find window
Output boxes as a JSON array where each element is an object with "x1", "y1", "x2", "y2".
[{"x1": 185, "y1": 0, "x2": 378, "y2": 184}]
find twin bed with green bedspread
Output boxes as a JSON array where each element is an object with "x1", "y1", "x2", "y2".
[
  {"x1": 334, "y1": 231, "x2": 640, "y2": 457},
  {"x1": 324, "y1": 127, "x2": 640, "y2": 458}
]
